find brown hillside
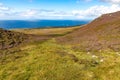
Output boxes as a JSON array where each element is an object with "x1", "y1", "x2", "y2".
[
  {"x1": 57, "y1": 11, "x2": 120, "y2": 51},
  {"x1": 0, "y1": 28, "x2": 28, "y2": 49}
]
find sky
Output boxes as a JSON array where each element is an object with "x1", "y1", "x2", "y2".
[{"x1": 0, "y1": 0, "x2": 120, "y2": 20}]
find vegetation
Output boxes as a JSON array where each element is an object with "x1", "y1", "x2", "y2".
[
  {"x1": 0, "y1": 11, "x2": 120, "y2": 80},
  {"x1": 0, "y1": 39, "x2": 120, "y2": 80},
  {"x1": 57, "y1": 12, "x2": 120, "y2": 52},
  {"x1": 11, "y1": 26, "x2": 80, "y2": 36},
  {"x1": 0, "y1": 29, "x2": 27, "y2": 50}
]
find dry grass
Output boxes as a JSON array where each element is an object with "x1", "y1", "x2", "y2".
[
  {"x1": 0, "y1": 39, "x2": 120, "y2": 80},
  {"x1": 1, "y1": 11, "x2": 120, "y2": 80},
  {"x1": 57, "y1": 12, "x2": 120, "y2": 52},
  {"x1": 11, "y1": 26, "x2": 80, "y2": 36},
  {"x1": 0, "y1": 29, "x2": 28, "y2": 50}
]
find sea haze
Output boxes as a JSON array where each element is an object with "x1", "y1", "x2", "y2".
[{"x1": 0, "y1": 20, "x2": 90, "y2": 29}]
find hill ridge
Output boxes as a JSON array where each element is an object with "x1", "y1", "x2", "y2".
[{"x1": 57, "y1": 11, "x2": 120, "y2": 51}]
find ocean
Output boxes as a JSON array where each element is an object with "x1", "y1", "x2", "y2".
[{"x1": 0, "y1": 20, "x2": 90, "y2": 29}]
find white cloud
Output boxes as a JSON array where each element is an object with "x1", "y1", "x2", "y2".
[
  {"x1": 72, "y1": 4, "x2": 120, "y2": 19},
  {"x1": 100, "y1": 0, "x2": 120, "y2": 4},
  {"x1": 0, "y1": 2, "x2": 120, "y2": 20},
  {"x1": 20, "y1": 9, "x2": 38, "y2": 17},
  {"x1": 0, "y1": 3, "x2": 13, "y2": 17},
  {"x1": 0, "y1": 3, "x2": 11, "y2": 11},
  {"x1": 18, "y1": 9, "x2": 74, "y2": 19}
]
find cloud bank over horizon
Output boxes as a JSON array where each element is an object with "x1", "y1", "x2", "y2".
[{"x1": 0, "y1": 0, "x2": 120, "y2": 20}]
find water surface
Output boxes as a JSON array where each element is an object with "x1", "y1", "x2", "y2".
[{"x1": 0, "y1": 20, "x2": 90, "y2": 29}]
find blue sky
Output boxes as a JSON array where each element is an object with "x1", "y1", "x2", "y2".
[{"x1": 0, "y1": 0, "x2": 120, "y2": 20}]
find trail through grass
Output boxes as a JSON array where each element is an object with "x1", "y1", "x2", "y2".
[{"x1": 0, "y1": 39, "x2": 120, "y2": 80}]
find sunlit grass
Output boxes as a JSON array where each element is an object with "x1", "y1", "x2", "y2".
[
  {"x1": 11, "y1": 26, "x2": 80, "y2": 36},
  {"x1": 0, "y1": 39, "x2": 120, "y2": 80}
]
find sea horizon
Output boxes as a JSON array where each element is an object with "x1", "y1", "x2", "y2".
[{"x1": 0, "y1": 20, "x2": 90, "y2": 29}]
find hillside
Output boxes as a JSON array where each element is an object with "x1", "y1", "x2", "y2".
[
  {"x1": 0, "y1": 11, "x2": 120, "y2": 80},
  {"x1": 0, "y1": 28, "x2": 27, "y2": 49},
  {"x1": 11, "y1": 27, "x2": 80, "y2": 42},
  {"x1": 57, "y1": 11, "x2": 120, "y2": 51},
  {"x1": 11, "y1": 27, "x2": 79, "y2": 36}
]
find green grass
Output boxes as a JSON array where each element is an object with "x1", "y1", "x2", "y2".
[{"x1": 0, "y1": 39, "x2": 120, "y2": 80}]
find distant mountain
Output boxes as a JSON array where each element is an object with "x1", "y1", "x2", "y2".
[
  {"x1": 0, "y1": 28, "x2": 27, "y2": 49},
  {"x1": 57, "y1": 11, "x2": 120, "y2": 51}
]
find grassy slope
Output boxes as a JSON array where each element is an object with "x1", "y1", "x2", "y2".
[
  {"x1": 57, "y1": 12, "x2": 120, "y2": 51},
  {"x1": 12, "y1": 27, "x2": 80, "y2": 36},
  {"x1": 1, "y1": 11, "x2": 120, "y2": 80},
  {"x1": 0, "y1": 39, "x2": 120, "y2": 80},
  {"x1": 0, "y1": 26, "x2": 120, "y2": 80}
]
